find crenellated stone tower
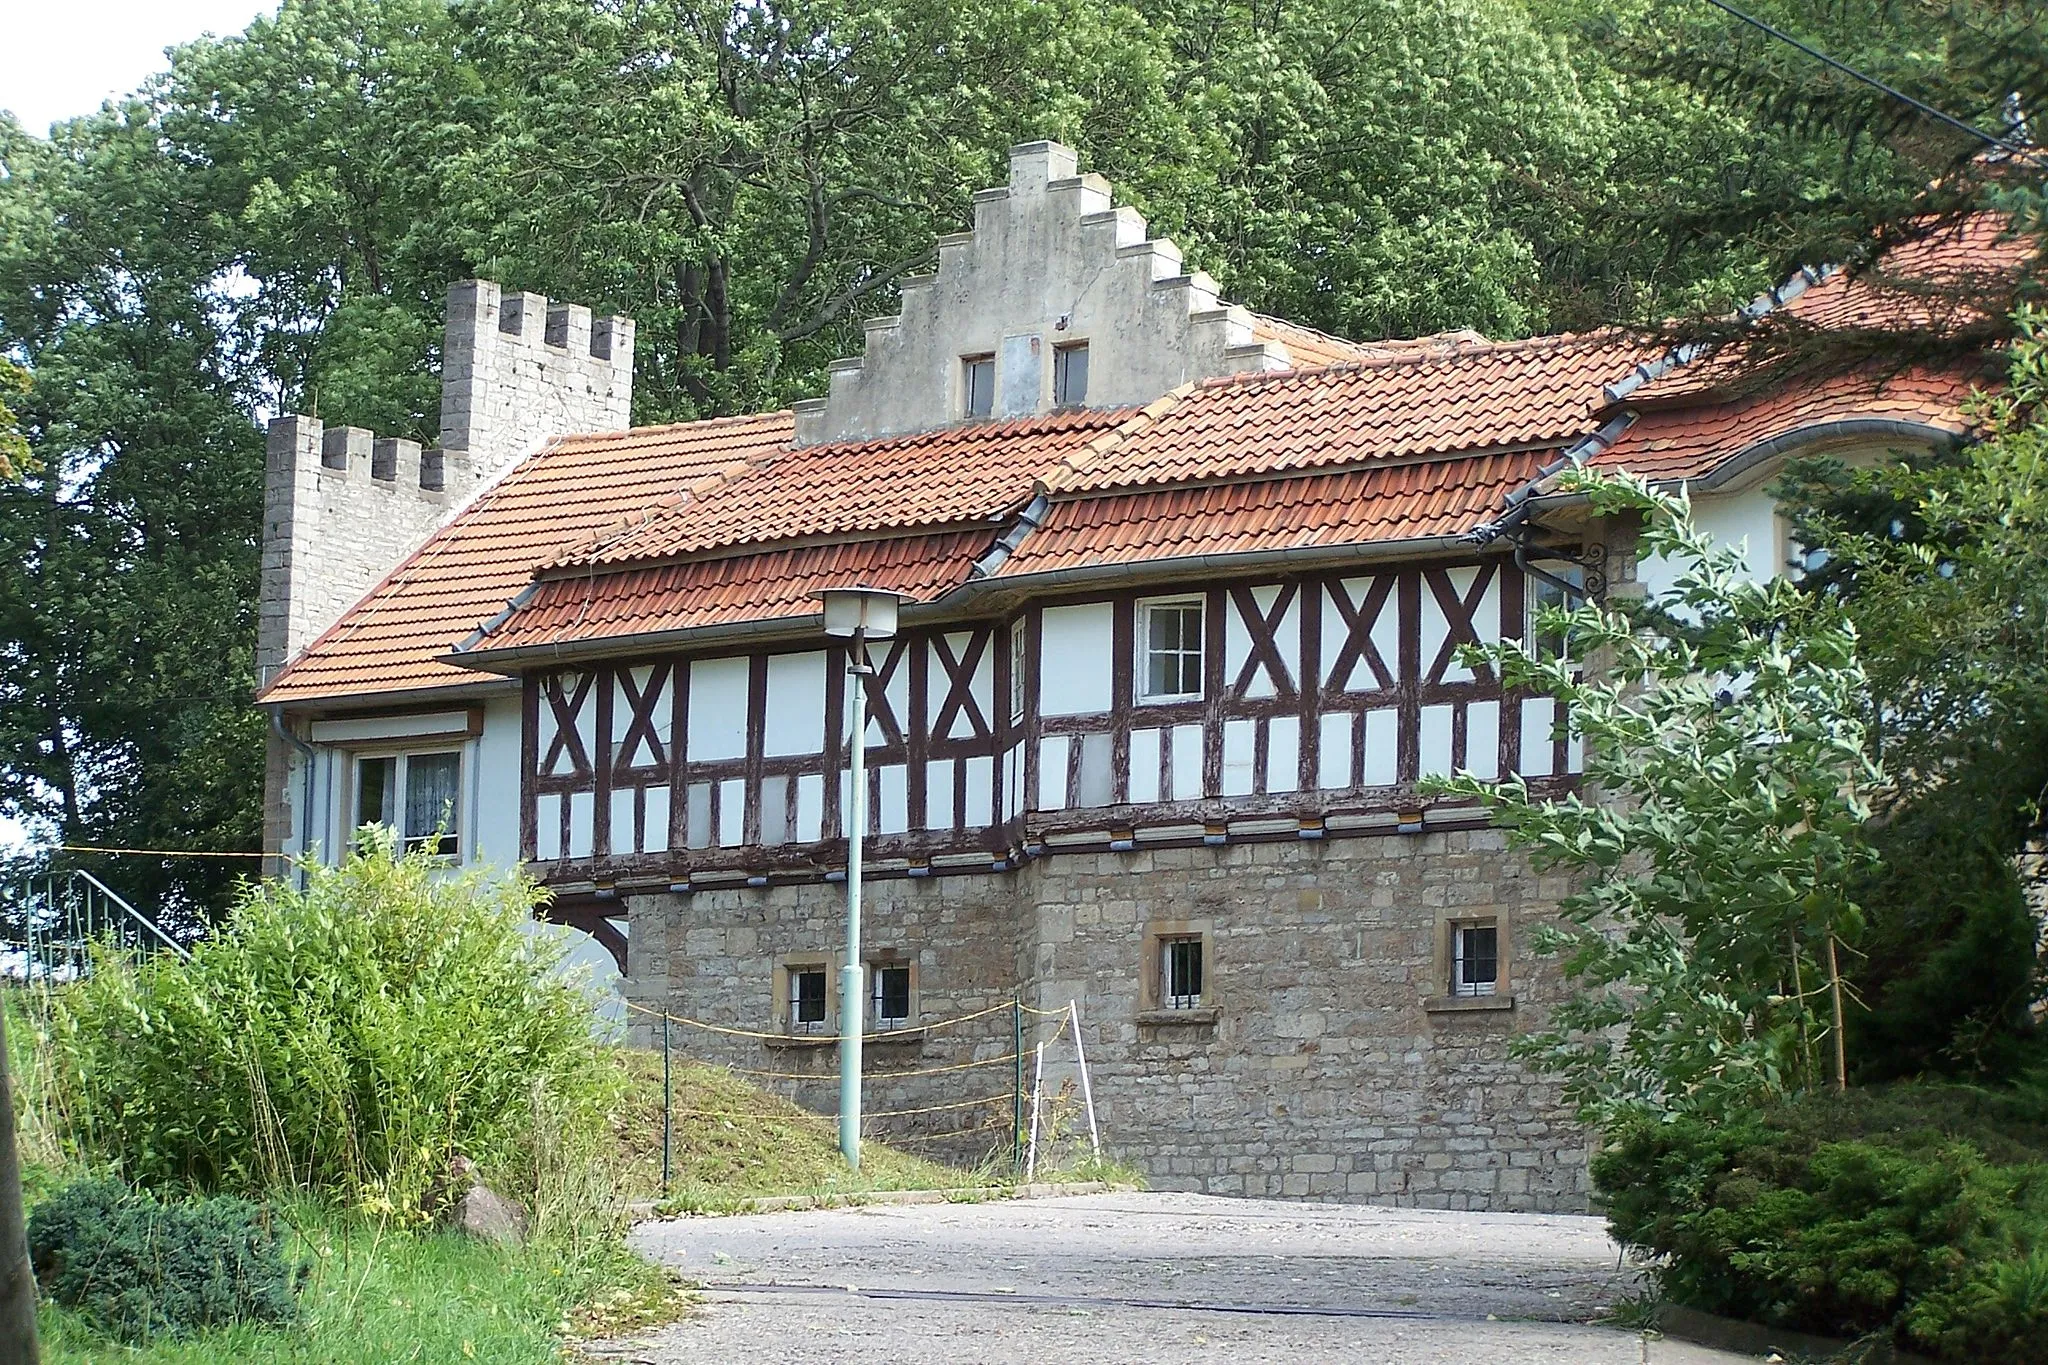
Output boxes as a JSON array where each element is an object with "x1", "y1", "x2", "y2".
[
  {"x1": 257, "y1": 281, "x2": 635, "y2": 685},
  {"x1": 257, "y1": 282, "x2": 633, "y2": 868}
]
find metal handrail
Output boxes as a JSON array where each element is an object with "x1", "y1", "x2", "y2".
[
  {"x1": 1, "y1": 867, "x2": 195, "y2": 982},
  {"x1": 70, "y1": 868, "x2": 191, "y2": 961}
]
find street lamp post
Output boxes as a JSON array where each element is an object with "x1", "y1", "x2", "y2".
[{"x1": 815, "y1": 587, "x2": 908, "y2": 1171}]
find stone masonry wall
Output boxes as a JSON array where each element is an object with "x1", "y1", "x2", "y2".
[
  {"x1": 622, "y1": 874, "x2": 1027, "y2": 1170},
  {"x1": 624, "y1": 829, "x2": 1591, "y2": 1210}
]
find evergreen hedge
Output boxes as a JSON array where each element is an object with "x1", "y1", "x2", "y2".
[
  {"x1": 28, "y1": 1178, "x2": 301, "y2": 1341},
  {"x1": 1597, "y1": 1080, "x2": 2048, "y2": 1363}
]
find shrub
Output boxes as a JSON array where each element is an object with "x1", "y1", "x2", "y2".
[
  {"x1": 28, "y1": 1178, "x2": 301, "y2": 1341},
  {"x1": 46, "y1": 834, "x2": 615, "y2": 1213},
  {"x1": 1596, "y1": 1084, "x2": 2048, "y2": 1363}
]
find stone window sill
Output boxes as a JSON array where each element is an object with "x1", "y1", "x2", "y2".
[
  {"x1": 1424, "y1": 993, "x2": 1515, "y2": 1013},
  {"x1": 762, "y1": 1033, "x2": 838, "y2": 1050},
  {"x1": 866, "y1": 1027, "x2": 927, "y2": 1047},
  {"x1": 1136, "y1": 1006, "x2": 1220, "y2": 1028},
  {"x1": 761, "y1": 1028, "x2": 930, "y2": 1050}
]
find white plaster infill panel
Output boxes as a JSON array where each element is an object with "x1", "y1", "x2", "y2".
[{"x1": 1038, "y1": 603, "x2": 1114, "y2": 716}]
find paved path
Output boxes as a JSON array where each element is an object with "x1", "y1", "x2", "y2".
[{"x1": 591, "y1": 1192, "x2": 1753, "y2": 1364}]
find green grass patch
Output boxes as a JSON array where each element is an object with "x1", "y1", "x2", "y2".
[
  {"x1": 33, "y1": 1199, "x2": 683, "y2": 1365},
  {"x1": 607, "y1": 1050, "x2": 986, "y2": 1212}
]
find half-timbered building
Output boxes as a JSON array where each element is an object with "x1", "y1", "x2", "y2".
[{"x1": 256, "y1": 142, "x2": 2023, "y2": 1210}]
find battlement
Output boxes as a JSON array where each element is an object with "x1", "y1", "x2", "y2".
[
  {"x1": 258, "y1": 280, "x2": 636, "y2": 688},
  {"x1": 441, "y1": 280, "x2": 635, "y2": 479},
  {"x1": 794, "y1": 141, "x2": 1292, "y2": 446}
]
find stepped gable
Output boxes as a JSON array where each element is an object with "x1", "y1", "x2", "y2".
[
  {"x1": 793, "y1": 142, "x2": 1345, "y2": 448},
  {"x1": 257, "y1": 412, "x2": 793, "y2": 704}
]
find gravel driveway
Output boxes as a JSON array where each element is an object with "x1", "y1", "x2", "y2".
[{"x1": 590, "y1": 1191, "x2": 1752, "y2": 1364}]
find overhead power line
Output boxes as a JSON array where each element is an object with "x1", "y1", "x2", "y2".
[{"x1": 1692, "y1": 0, "x2": 2025, "y2": 153}]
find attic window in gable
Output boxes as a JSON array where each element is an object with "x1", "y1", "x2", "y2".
[
  {"x1": 962, "y1": 354, "x2": 995, "y2": 419},
  {"x1": 1053, "y1": 342, "x2": 1089, "y2": 407}
]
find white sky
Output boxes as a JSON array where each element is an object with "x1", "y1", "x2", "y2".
[{"x1": 1, "y1": 1, "x2": 274, "y2": 134}]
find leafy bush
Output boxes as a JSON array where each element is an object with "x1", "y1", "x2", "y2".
[
  {"x1": 27, "y1": 1178, "x2": 301, "y2": 1341},
  {"x1": 1597, "y1": 1083, "x2": 2048, "y2": 1363},
  {"x1": 46, "y1": 835, "x2": 614, "y2": 1213}
]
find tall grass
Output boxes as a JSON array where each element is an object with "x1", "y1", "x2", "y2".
[{"x1": 41, "y1": 835, "x2": 614, "y2": 1217}]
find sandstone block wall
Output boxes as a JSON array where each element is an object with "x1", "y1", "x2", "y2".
[{"x1": 624, "y1": 830, "x2": 1592, "y2": 1211}]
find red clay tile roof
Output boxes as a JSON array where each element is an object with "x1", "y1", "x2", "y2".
[
  {"x1": 1594, "y1": 367, "x2": 1976, "y2": 482},
  {"x1": 1626, "y1": 215, "x2": 2034, "y2": 404},
  {"x1": 998, "y1": 450, "x2": 1554, "y2": 577},
  {"x1": 264, "y1": 224, "x2": 2020, "y2": 700},
  {"x1": 1246, "y1": 314, "x2": 1491, "y2": 366},
  {"x1": 1042, "y1": 334, "x2": 1651, "y2": 495},
  {"x1": 561, "y1": 407, "x2": 1138, "y2": 569},
  {"x1": 471, "y1": 531, "x2": 993, "y2": 654},
  {"x1": 257, "y1": 412, "x2": 794, "y2": 704}
]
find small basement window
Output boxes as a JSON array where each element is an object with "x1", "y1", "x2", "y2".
[
  {"x1": 1452, "y1": 923, "x2": 1499, "y2": 998},
  {"x1": 1160, "y1": 936, "x2": 1205, "y2": 1010},
  {"x1": 962, "y1": 354, "x2": 995, "y2": 419},
  {"x1": 788, "y1": 966, "x2": 829, "y2": 1034},
  {"x1": 1053, "y1": 342, "x2": 1089, "y2": 406},
  {"x1": 871, "y1": 963, "x2": 912, "y2": 1031},
  {"x1": 1139, "y1": 599, "x2": 1204, "y2": 702},
  {"x1": 355, "y1": 749, "x2": 461, "y2": 857}
]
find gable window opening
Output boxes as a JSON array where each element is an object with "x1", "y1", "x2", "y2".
[
  {"x1": 789, "y1": 966, "x2": 829, "y2": 1035},
  {"x1": 1140, "y1": 598, "x2": 1204, "y2": 702},
  {"x1": 1452, "y1": 923, "x2": 1499, "y2": 998},
  {"x1": 1161, "y1": 936, "x2": 1205, "y2": 1010},
  {"x1": 354, "y1": 749, "x2": 461, "y2": 857},
  {"x1": 962, "y1": 354, "x2": 995, "y2": 419},
  {"x1": 871, "y1": 963, "x2": 912, "y2": 1031},
  {"x1": 1009, "y1": 622, "x2": 1027, "y2": 725},
  {"x1": 1053, "y1": 342, "x2": 1089, "y2": 407},
  {"x1": 1528, "y1": 563, "x2": 1585, "y2": 661}
]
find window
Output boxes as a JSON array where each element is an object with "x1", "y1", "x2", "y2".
[
  {"x1": 354, "y1": 749, "x2": 461, "y2": 856},
  {"x1": 1140, "y1": 599, "x2": 1204, "y2": 702},
  {"x1": 1053, "y1": 342, "x2": 1089, "y2": 406},
  {"x1": 1160, "y1": 936, "x2": 1205, "y2": 1010},
  {"x1": 871, "y1": 963, "x2": 912, "y2": 1030},
  {"x1": 789, "y1": 967, "x2": 829, "y2": 1034},
  {"x1": 1528, "y1": 564, "x2": 1584, "y2": 660},
  {"x1": 962, "y1": 354, "x2": 995, "y2": 419},
  {"x1": 1009, "y1": 622, "x2": 1027, "y2": 724},
  {"x1": 1452, "y1": 923, "x2": 1499, "y2": 998}
]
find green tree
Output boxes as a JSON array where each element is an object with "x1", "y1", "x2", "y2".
[
  {"x1": 0, "y1": 110, "x2": 266, "y2": 916},
  {"x1": 1429, "y1": 475, "x2": 1883, "y2": 1123},
  {"x1": 0, "y1": 359, "x2": 29, "y2": 481},
  {"x1": 1776, "y1": 310, "x2": 2048, "y2": 1079}
]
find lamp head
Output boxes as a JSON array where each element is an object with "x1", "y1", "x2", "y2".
[{"x1": 814, "y1": 586, "x2": 909, "y2": 641}]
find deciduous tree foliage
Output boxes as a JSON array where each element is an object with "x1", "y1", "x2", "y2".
[
  {"x1": 3, "y1": 0, "x2": 2020, "y2": 911},
  {"x1": 1429, "y1": 476, "x2": 1882, "y2": 1123},
  {"x1": 1776, "y1": 314, "x2": 2048, "y2": 1080}
]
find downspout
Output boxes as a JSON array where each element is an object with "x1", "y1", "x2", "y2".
[{"x1": 270, "y1": 707, "x2": 316, "y2": 890}]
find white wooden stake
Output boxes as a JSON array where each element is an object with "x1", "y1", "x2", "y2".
[
  {"x1": 1068, "y1": 999, "x2": 1100, "y2": 1156},
  {"x1": 1024, "y1": 1039, "x2": 1046, "y2": 1180}
]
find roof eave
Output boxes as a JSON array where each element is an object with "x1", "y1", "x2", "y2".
[{"x1": 440, "y1": 531, "x2": 1495, "y2": 672}]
